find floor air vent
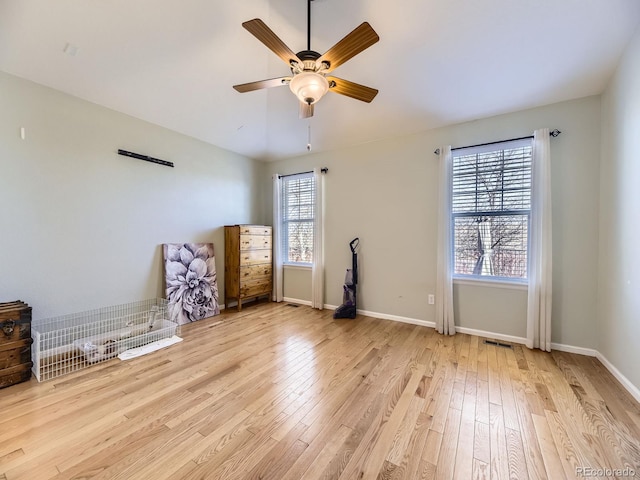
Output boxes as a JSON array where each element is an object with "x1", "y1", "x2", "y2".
[
  {"x1": 484, "y1": 339, "x2": 513, "y2": 349},
  {"x1": 286, "y1": 304, "x2": 300, "y2": 307}
]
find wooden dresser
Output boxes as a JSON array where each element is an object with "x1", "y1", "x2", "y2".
[{"x1": 224, "y1": 225, "x2": 273, "y2": 311}]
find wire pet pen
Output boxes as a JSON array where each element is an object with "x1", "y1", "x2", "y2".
[{"x1": 31, "y1": 298, "x2": 178, "y2": 381}]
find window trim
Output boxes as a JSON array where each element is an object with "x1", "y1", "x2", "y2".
[
  {"x1": 453, "y1": 275, "x2": 528, "y2": 290},
  {"x1": 283, "y1": 263, "x2": 312, "y2": 270}
]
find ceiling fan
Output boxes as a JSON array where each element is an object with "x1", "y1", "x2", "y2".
[{"x1": 233, "y1": 0, "x2": 380, "y2": 118}]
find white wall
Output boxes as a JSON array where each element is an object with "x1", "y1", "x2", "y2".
[
  {"x1": 263, "y1": 96, "x2": 601, "y2": 348},
  {"x1": 599, "y1": 25, "x2": 640, "y2": 389},
  {"x1": 0, "y1": 71, "x2": 262, "y2": 319}
]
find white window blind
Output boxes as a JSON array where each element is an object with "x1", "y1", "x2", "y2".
[
  {"x1": 452, "y1": 138, "x2": 532, "y2": 280},
  {"x1": 281, "y1": 172, "x2": 315, "y2": 264}
]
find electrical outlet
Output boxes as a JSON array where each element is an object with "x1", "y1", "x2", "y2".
[{"x1": 428, "y1": 294, "x2": 435, "y2": 305}]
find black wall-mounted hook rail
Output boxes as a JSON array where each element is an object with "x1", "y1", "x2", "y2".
[{"x1": 118, "y1": 149, "x2": 174, "y2": 168}]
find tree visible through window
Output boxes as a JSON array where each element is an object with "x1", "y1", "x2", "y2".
[
  {"x1": 282, "y1": 173, "x2": 315, "y2": 264},
  {"x1": 452, "y1": 139, "x2": 532, "y2": 280}
]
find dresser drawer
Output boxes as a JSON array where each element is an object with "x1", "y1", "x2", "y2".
[
  {"x1": 240, "y1": 264, "x2": 272, "y2": 280},
  {"x1": 240, "y1": 235, "x2": 272, "y2": 251},
  {"x1": 240, "y1": 277, "x2": 272, "y2": 298},
  {"x1": 239, "y1": 225, "x2": 272, "y2": 236},
  {"x1": 240, "y1": 249, "x2": 271, "y2": 266}
]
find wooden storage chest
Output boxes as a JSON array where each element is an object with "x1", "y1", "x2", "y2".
[
  {"x1": 224, "y1": 225, "x2": 273, "y2": 311},
  {"x1": 0, "y1": 301, "x2": 33, "y2": 388}
]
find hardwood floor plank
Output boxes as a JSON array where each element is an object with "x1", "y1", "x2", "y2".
[
  {"x1": 510, "y1": 367, "x2": 548, "y2": 479},
  {"x1": 396, "y1": 410, "x2": 433, "y2": 480},
  {"x1": 339, "y1": 366, "x2": 424, "y2": 479},
  {"x1": 1, "y1": 304, "x2": 638, "y2": 480},
  {"x1": 453, "y1": 373, "x2": 476, "y2": 479},
  {"x1": 473, "y1": 421, "x2": 490, "y2": 464},
  {"x1": 472, "y1": 458, "x2": 490, "y2": 480},
  {"x1": 434, "y1": 407, "x2": 462, "y2": 479},
  {"x1": 298, "y1": 424, "x2": 351, "y2": 480},
  {"x1": 489, "y1": 401, "x2": 510, "y2": 480},
  {"x1": 505, "y1": 426, "x2": 529, "y2": 480},
  {"x1": 475, "y1": 379, "x2": 490, "y2": 425},
  {"x1": 531, "y1": 413, "x2": 569, "y2": 480},
  {"x1": 244, "y1": 422, "x2": 309, "y2": 480}
]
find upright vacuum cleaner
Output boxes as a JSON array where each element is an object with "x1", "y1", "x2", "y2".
[{"x1": 334, "y1": 238, "x2": 359, "y2": 319}]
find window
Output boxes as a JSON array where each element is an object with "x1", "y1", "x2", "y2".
[
  {"x1": 451, "y1": 139, "x2": 532, "y2": 281},
  {"x1": 281, "y1": 172, "x2": 315, "y2": 264}
]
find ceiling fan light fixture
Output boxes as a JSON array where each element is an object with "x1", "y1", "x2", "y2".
[{"x1": 289, "y1": 72, "x2": 329, "y2": 105}]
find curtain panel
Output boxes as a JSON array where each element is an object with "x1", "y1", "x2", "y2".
[
  {"x1": 526, "y1": 128, "x2": 553, "y2": 351},
  {"x1": 436, "y1": 146, "x2": 456, "y2": 335},
  {"x1": 311, "y1": 168, "x2": 325, "y2": 309},
  {"x1": 272, "y1": 174, "x2": 284, "y2": 302}
]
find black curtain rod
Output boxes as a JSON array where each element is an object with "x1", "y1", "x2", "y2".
[
  {"x1": 433, "y1": 129, "x2": 561, "y2": 155},
  {"x1": 118, "y1": 149, "x2": 174, "y2": 167},
  {"x1": 279, "y1": 167, "x2": 328, "y2": 179}
]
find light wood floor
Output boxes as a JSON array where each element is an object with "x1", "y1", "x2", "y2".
[{"x1": 1, "y1": 303, "x2": 639, "y2": 480}]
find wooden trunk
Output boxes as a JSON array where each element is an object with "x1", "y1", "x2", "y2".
[{"x1": 0, "y1": 301, "x2": 33, "y2": 388}]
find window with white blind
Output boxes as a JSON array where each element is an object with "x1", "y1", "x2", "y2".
[
  {"x1": 452, "y1": 138, "x2": 532, "y2": 281},
  {"x1": 281, "y1": 172, "x2": 315, "y2": 264}
]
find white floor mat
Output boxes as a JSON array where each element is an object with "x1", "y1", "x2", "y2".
[{"x1": 118, "y1": 335, "x2": 183, "y2": 360}]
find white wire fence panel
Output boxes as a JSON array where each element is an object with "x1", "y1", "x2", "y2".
[{"x1": 31, "y1": 298, "x2": 178, "y2": 381}]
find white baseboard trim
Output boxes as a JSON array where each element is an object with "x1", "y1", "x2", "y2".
[
  {"x1": 322, "y1": 303, "x2": 435, "y2": 328},
  {"x1": 281, "y1": 301, "x2": 640, "y2": 403},
  {"x1": 360, "y1": 309, "x2": 436, "y2": 329},
  {"x1": 595, "y1": 352, "x2": 640, "y2": 404},
  {"x1": 550, "y1": 342, "x2": 598, "y2": 357},
  {"x1": 283, "y1": 297, "x2": 312, "y2": 307},
  {"x1": 455, "y1": 326, "x2": 527, "y2": 345}
]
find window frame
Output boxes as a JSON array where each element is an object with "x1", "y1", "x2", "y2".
[
  {"x1": 450, "y1": 138, "x2": 533, "y2": 285},
  {"x1": 280, "y1": 172, "x2": 315, "y2": 267}
]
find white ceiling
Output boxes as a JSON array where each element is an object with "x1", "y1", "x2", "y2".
[{"x1": 1, "y1": 0, "x2": 639, "y2": 161}]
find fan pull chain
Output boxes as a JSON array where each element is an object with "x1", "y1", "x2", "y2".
[{"x1": 307, "y1": 123, "x2": 312, "y2": 151}]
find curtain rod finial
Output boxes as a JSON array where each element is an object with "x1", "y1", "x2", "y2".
[
  {"x1": 434, "y1": 148, "x2": 441, "y2": 155},
  {"x1": 550, "y1": 129, "x2": 561, "y2": 137}
]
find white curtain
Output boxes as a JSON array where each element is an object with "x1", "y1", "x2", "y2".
[
  {"x1": 311, "y1": 168, "x2": 325, "y2": 309},
  {"x1": 527, "y1": 128, "x2": 552, "y2": 351},
  {"x1": 272, "y1": 174, "x2": 284, "y2": 302},
  {"x1": 435, "y1": 146, "x2": 456, "y2": 335}
]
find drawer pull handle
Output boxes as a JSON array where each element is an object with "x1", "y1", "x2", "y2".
[{"x1": 1, "y1": 320, "x2": 15, "y2": 337}]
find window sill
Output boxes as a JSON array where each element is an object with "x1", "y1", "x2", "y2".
[
  {"x1": 453, "y1": 276, "x2": 528, "y2": 291},
  {"x1": 283, "y1": 263, "x2": 312, "y2": 270}
]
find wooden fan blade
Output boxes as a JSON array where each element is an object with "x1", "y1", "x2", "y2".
[
  {"x1": 299, "y1": 102, "x2": 314, "y2": 119},
  {"x1": 316, "y1": 22, "x2": 379, "y2": 73},
  {"x1": 242, "y1": 19, "x2": 301, "y2": 67},
  {"x1": 326, "y1": 76, "x2": 378, "y2": 103},
  {"x1": 233, "y1": 76, "x2": 291, "y2": 93}
]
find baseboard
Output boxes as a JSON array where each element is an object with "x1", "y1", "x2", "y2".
[
  {"x1": 283, "y1": 297, "x2": 312, "y2": 307},
  {"x1": 595, "y1": 352, "x2": 640, "y2": 404},
  {"x1": 550, "y1": 342, "x2": 598, "y2": 357},
  {"x1": 359, "y1": 309, "x2": 436, "y2": 329},
  {"x1": 321, "y1": 303, "x2": 434, "y2": 328},
  {"x1": 455, "y1": 326, "x2": 527, "y2": 345}
]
